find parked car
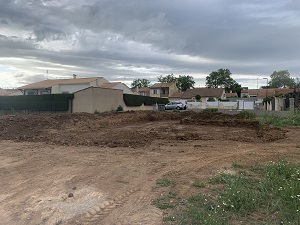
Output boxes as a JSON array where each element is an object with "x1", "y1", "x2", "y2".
[{"x1": 165, "y1": 101, "x2": 187, "y2": 110}]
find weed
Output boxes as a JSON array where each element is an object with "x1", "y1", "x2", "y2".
[
  {"x1": 156, "y1": 161, "x2": 300, "y2": 224},
  {"x1": 208, "y1": 173, "x2": 236, "y2": 185},
  {"x1": 238, "y1": 170, "x2": 247, "y2": 175},
  {"x1": 232, "y1": 162, "x2": 244, "y2": 168},
  {"x1": 258, "y1": 113, "x2": 300, "y2": 127},
  {"x1": 192, "y1": 181, "x2": 206, "y2": 188},
  {"x1": 156, "y1": 178, "x2": 176, "y2": 187},
  {"x1": 116, "y1": 105, "x2": 123, "y2": 112},
  {"x1": 153, "y1": 191, "x2": 177, "y2": 209},
  {"x1": 239, "y1": 110, "x2": 256, "y2": 119}
]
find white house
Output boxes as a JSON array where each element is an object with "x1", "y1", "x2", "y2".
[{"x1": 19, "y1": 76, "x2": 109, "y2": 95}]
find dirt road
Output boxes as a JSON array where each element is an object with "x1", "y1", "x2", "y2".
[{"x1": 0, "y1": 111, "x2": 299, "y2": 224}]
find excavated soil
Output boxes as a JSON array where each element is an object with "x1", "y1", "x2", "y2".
[{"x1": 0, "y1": 111, "x2": 299, "y2": 225}]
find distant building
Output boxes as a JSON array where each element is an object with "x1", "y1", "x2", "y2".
[
  {"x1": 18, "y1": 76, "x2": 133, "y2": 95},
  {"x1": 131, "y1": 87, "x2": 151, "y2": 96},
  {"x1": 149, "y1": 82, "x2": 178, "y2": 98},
  {"x1": 241, "y1": 88, "x2": 294, "y2": 100},
  {"x1": 181, "y1": 88, "x2": 225, "y2": 102},
  {"x1": 19, "y1": 76, "x2": 109, "y2": 95}
]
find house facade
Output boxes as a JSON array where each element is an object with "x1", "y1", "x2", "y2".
[
  {"x1": 149, "y1": 82, "x2": 178, "y2": 98},
  {"x1": 181, "y1": 88, "x2": 225, "y2": 102},
  {"x1": 18, "y1": 76, "x2": 133, "y2": 95}
]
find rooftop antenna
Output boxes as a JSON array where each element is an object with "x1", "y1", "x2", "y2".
[{"x1": 46, "y1": 70, "x2": 49, "y2": 79}]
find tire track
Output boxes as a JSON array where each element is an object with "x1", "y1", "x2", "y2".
[
  {"x1": 71, "y1": 187, "x2": 140, "y2": 225},
  {"x1": 111, "y1": 194, "x2": 162, "y2": 225}
]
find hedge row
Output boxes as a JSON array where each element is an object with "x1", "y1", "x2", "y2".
[
  {"x1": 123, "y1": 94, "x2": 169, "y2": 106},
  {"x1": 0, "y1": 94, "x2": 73, "y2": 111}
]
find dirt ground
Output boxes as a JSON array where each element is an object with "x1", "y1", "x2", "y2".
[{"x1": 0, "y1": 111, "x2": 300, "y2": 225}]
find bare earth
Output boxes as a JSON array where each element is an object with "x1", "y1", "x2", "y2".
[{"x1": 0, "y1": 111, "x2": 300, "y2": 225}]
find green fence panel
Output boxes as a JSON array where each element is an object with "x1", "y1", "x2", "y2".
[{"x1": 0, "y1": 94, "x2": 74, "y2": 112}]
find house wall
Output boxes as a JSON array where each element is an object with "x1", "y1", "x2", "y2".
[
  {"x1": 52, "y1": 84, "x2": 90, "y2": 94},
  {"x1": 168, "y1": 84, "x2": 178, "y2": 97},
  {"x1": 91, "y1": 77, "x2": 109, "y2": 86},
  {"x1": 150, "y1": 89, "x2": 161, "y2": 98},
  {"x1": 73, "y1": 87, "x2": 123, "y2": 113},
  {"x1": 123, "y1": 103, "x2": 154, "y2": 111},
  {"x1": 113, "y1": 83, "x2": 133, "y2": 94}
]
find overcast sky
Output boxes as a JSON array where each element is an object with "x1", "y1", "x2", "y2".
[{"x1": 0, "y1": 0, "x2": 300, "y2": 89}]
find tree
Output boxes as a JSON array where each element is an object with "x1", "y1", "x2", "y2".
[
  {"x1": 177, "y1": 75, "x2": 195, "y2": 91},
  {"x1": 131, "y1": 78, "x2": 151, "y2": 88},
  {"x1": 269, "y1": 70, "x2": 295, "y2": 88},
  {"x1": 205, "y1": 68, "x2": 242, "y2": 95},
  {"x1": 157, "y1": 74, "x2": 195, "y2": 92},
  {"x1": 157, "y1": 74, "x2": 177, "y2": 83},
  {"x1": 195, "y1": 95, "x2": 201, "y2": 102}
]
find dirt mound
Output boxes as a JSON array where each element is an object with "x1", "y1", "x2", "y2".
[{"x1": 0, "y1": 111, "x2": 285, "y2": 147}]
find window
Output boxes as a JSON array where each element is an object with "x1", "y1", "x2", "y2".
[
  {"x1": 40, "y1": 90, "x2": 50, "y2": 95},
  {"x1": 153, "y1": 89, "x2": 158, "y2": 94},
  {"x1": 27, "y1": 90, "x2": 35, "y2": 95}
]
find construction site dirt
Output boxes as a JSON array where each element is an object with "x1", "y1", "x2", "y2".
[{"x1": 0, "y1": 111, "x2": 299, "y2": 225}]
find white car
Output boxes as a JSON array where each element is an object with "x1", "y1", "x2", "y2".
[{"x1": 165, "y1": 101, "x2": 187, "y2": 110}]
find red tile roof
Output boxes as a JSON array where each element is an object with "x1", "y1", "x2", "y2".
[
  {"x1": 181, "y1": 88, "x2": 224, "y2": 99},
  {"x1": 169, "y1": 92, "x2": 182, "y2": 98},
  {"x1": 225, "y1": 92, "x2": 238, "y2": 98},
  {"x1": 242, "y1": 88, "x2": 294, "y2": 98},
  {"x1": 19, "y1": 77, "x2": 102, "y2": 89},
  {"x1": 137, "y1": 87, "x2": 150, "y2": 92},
  {"x1": 150, "y1": 82, "x2": 176, "y2": 88},
  {"x1": 99, "y1": 82, "x2": 121, "y2": 88}
]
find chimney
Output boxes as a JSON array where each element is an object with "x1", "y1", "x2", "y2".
[{"x1": 73, "y1": 74, "x2": 77, "y2": 79}]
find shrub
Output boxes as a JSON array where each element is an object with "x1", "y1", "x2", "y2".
[
  {"x1": 195, "y1": 95, "x2": 201, "y2": 102},
  {"x1": 123, "y1": 94, "x2": 169, "y2": 106},
  {"x1": 239, "y1": 110, "x2": 256, "y2": 119},
  {"x1": 207, "y1": 97, "x2": 215, "y2": 102},
  {"x1": 117, "y1": 105, "x2": 123, "y2": 112}
]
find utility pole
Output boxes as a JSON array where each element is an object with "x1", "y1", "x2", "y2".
[{"x1": 263, "y1": 78, "x2": 269, "y2": 110}]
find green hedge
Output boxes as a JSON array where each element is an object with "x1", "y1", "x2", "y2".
[
  {"x1": 0, "y1": 94, "x2": 73, "y2": 112},
  {"x1": 123, "y1": 94, "x2": 169, "y2": 106}
]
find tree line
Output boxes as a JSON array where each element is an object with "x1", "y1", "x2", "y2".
[{"x1": 131, "y1": 69, "x2": 300, "y2": 94}]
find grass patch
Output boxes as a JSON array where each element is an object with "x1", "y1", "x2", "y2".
[
  {"x1": 192, "y1": 181, "x2": 206, "y2": 188},
  {"x1": 156, "y1": 161, "x2": 300, "y2": 224},
  {"x1": 153, "y1": 191, "x2": 178, "y2": 209},
  {"x1": 240, "y1": 110, "x2": 256, "y2": 119},
  {"x1": 258, "y1": 113, "x2": 300, "y2": 127},
  {"x1": 156, "y1": 178, "x2": 176, "y2": 187},
  {"x1": 202, "y1": 108, "x2": 218, "y2": 113}
]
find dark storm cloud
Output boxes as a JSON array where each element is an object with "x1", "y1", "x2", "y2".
[{"x1": 0, "y1": 0, "x2": 299, "y2": 88}]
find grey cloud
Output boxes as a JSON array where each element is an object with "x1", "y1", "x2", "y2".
[{"x1": 0, "y1": 0, "x2": 300, "y2": 88}]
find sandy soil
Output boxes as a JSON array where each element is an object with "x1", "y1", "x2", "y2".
[{"x1": 0, "y1": 111, "x2": 300, "y2": 225}]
